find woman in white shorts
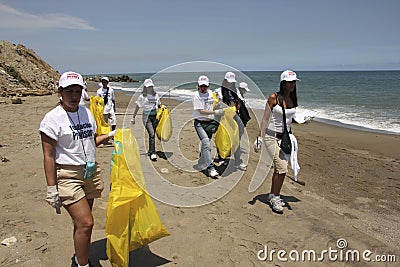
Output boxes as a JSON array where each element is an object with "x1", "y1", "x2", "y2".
[{"x1": 39, "y1": 71, "x2": 115, "y2": 267}]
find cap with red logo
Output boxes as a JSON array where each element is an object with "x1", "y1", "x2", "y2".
[
  {"x1": 239, "y1": 82, "x2": 250, "y2": 92},
  {"x1": 143, "y1": 78, "x2": 154, "y2": 88},
  {"x1": 224, "y1": 71, "x2": 237, "y2": 83},
  {"x1": 58, "y1": 71, "x2": 85, "y2": 88},
  {"x1": 197, "y1": 75, "x2": 210, "y2": 86},
  {"x1": 280, "y1": 70, "x2": 300, "y2": 82}
]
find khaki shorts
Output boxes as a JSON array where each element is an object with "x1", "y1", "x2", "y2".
[
  {"x1": 56, "y1": 164, "x2": 104, "y2": 206},
  {"x1": 263, "y1": 135, "x2": 288, "y2": 174}
]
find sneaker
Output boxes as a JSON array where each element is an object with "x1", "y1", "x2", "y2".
[
  {"x1": 266, "y1": 193, "x2": 274, "y2": 202},
  {"x1": 208, "y1": 169, "x2": 219, "y2": 178},
  {"x1": 150, "y1": 154, "x2": 157, "y2": 161},
  {"x1": 267, "y1": 193, "x2": 285, "y2": 207},
  {"x1": 235, "y1": 162, "x2": 247, "y2": 171},
  {"x1": 270, "y1": 196, "x2": 284, "y2": 213}
]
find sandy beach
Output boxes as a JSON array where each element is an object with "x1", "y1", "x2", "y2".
[{"x1": 0, "y1": 84, "x2": 399, "y2": 266}]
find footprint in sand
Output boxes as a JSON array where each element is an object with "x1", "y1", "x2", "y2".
[{"x1": 244, "y1": 213, "x2": 262, "y2": 223}]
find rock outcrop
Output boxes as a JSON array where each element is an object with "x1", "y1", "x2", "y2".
[
  {"x1": 0, "y1": 40, "x2": 59, "y2": 97},
  {"x1": 86, "y1": 74, "x2": 139, "y2": 83}
]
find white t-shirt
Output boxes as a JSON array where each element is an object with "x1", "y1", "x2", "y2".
[
  {"x1": 267, "y1": 105, "x2": 296, "y2": 133},
  {"x1": 214, "y1": 87, "x2": 223, "y2": 101},
  {"x1": 136, "y1": 94, "x2": 161, "y2": 113},
  {"x1": 192, "y1": 89, "x2": 215, "y2": 121},
  {"x1": 96, "y1": 87, "x2": 115, "y2": 114},
  {"x1": 39, "y1": 105, "x2": 97, "y2": 165},
  {"x1": 79, "y1": 89, "x2": 89, "y2": 106},
  {"x1": 236, "y1": 88, "x2": 245, "y2": 102}
]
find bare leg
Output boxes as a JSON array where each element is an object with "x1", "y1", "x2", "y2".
[
  {"x1": 270, "y1": 172, "x2": 286, "y2": 196},
  {"x1": 65, "y1": 197, "x2": 94, "y2": 266}
]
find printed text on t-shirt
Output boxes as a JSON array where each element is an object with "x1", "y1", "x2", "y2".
[{"x1": 69, "y1": 123, "x2": 93, "y2": 140}]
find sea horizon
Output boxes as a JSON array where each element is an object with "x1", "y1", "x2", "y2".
[{"x1": 86, "y1": 70, "x2": 400, "y2": 135}]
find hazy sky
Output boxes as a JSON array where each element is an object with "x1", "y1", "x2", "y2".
[{"x1": 1, "y1": 0, "x2": 399, "y2": 74}]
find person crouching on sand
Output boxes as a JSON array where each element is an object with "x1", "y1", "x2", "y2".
[
  {"x1": 255, "y1": 70, "x2": 300, "y2": 213},
  {"x1": 39, "y1": 71, "x2": 116, "y2": 267},
  {"x1": 131, "y1": 78, "x2": 162, "y2": 161}
]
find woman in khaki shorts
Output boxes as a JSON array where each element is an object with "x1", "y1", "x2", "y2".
[
  {"x1": 39, "y1": 71, "x2": 115, "y2": 267},
  {"x1": 255, "y1": 70, "x2": 300, "y2": 214}
]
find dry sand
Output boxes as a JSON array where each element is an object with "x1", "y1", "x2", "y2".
[{"x1": 0, "y1": 85, "x2": 399, "y2": 266}]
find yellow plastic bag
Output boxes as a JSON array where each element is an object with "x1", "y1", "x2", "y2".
[
  {"x1": 106, "y1": 129, "x2": 170, "y2": 267},
  {"x1": 212, "y1": 92, "x2": 219, "y2": 109},
  {"x1": 89, "y1": 96, "x2": 111, "y2": 136},
  {"x1": 155, "y1": 105, "x2": 172, "y2": 141},
  {"x1": 215, "y1": 106, "x2": 239, "y2": 159}
]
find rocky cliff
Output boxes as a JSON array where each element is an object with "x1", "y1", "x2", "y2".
[{"x1": 0, "y1": 40, "x2": 59, "y2": 96}]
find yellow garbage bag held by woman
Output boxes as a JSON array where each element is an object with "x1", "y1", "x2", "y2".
[
  {"x1": 90, "y1": 96, "x2": 111, "y2": 136},
  {"x1": 155, "y1": 105, "x2": 172, "y2": 141},
  {"x1": 106, "y1": 129, "x2": 170, "y2": 267},
  {"x1": 215, "y1": 106, "x2": 239, "y2": 159}
]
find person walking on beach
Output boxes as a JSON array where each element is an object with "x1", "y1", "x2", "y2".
[
  {"x1": 39, "y1": 71, "x2": 115, "y2": 267},
  {"x1": 255, "y1": 70, "x2": 299, "y2": 213},
  {"x1": 215, "y1": 72, "x2": 250, "y2": 170},
  {"x1": 131, "y1": 78, "x2": 162, "y2": 161},
  {"x1": 96, "y1": 77, "x2": 117, "y2": 131},
  {"x1": 238, "y1": 82, "x2": 250, "y2": 101},
  {"x1": 79, "y1": 82, "x2": 90, "y2": 107},
  {"x1": 193, "y1": 75, "x2": 225, "y2": 178}
]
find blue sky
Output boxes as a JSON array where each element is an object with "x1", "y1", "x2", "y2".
[{"x1": 1, "y1": 0, "x2": 399, "y2": 74}]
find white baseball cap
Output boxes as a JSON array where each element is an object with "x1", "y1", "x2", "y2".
[
  {"x1": 58, "y1": 71, "x2": 85, "y2": 88},
  {"x1": 280, "y1": 70, "x2": 300, "y2": 82},
  {"x1": 197, "y1": 75, "x2": 210, "y2": 86},
  {"x1": 224, "y1": 71, "x2": 237, "y2": 83},
  {"x1": 144, "y1": 78, "x2": 154, "y2": 88},
  {"x1": 239, "y1": 82, "x2": 250, "y2": 92},
  {"x1": 101, "y1": 76, "x2": 109, "y2": 82}
]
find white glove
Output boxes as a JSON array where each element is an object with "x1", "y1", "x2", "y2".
[
  {"x1": 108, "y1": 130, "x2": 116, "y2": 137},
  {"x1": 130, "y1": 118, "x2": 135, "y2": 124},
  {"x1": 214, "y1": 109, "x2": 224, "y2": 116},
  {"x1": 253, "y1": 136, "x2": 263, "y2": 153},
  {"x1": 46, "y1": 185, "x2": 61, "y2": 209}
]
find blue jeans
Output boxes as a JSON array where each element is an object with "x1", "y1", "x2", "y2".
[
  {"x1": 142, "y1": 114, "x2": 158, "y2": 155},
  {"x1": 233, "y1": 114, "x2": 245, "y2": 164},
  {"x1": 194, "y1": 120, "x2": 215, "y2": 171}
]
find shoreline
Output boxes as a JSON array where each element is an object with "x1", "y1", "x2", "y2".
[{"x1": 108, "y1": 86, "x2": 400, "y2": 137}]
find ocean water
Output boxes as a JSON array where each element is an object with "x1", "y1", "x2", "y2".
[{"x1": 107, "y1": 71, "x2": 400, "y2": 135}]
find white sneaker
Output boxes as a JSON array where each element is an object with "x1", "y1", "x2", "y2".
[
  {"x1": 267, "y1": 193, "x2": 285, "y2": 207},
  {"x1": 150, "y1": 154, "x2": 157, "y2": 161},
  {"x1": 235, "y1": 162, "x2": 247, "y2": 171},
  {"x1": 270, "y1": 196, "x2": 284, "y2": 213},
  {"x1": 208, "y1": 169, "x2": 219, "y2": 178}
]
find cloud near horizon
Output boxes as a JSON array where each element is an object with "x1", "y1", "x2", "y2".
[{"x1": 0, "y1": 3, "x2": 96, "y2": 31}]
